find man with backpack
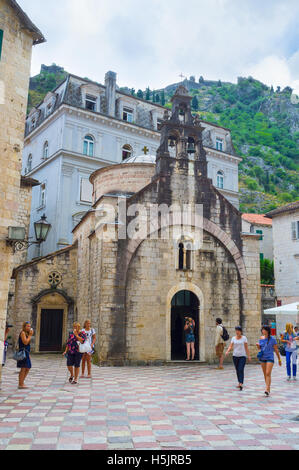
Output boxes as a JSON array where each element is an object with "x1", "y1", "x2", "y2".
[{"x1": 215, "y1": 318, "x2": 229, "y2": 369}]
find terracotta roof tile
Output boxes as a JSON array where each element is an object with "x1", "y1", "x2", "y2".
[{"x1": 242, "y1": 213, "x2": 272, "y2": 226}]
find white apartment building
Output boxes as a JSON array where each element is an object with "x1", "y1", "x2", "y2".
[
  {"x1": 23, "y1": 71, "x2": 241, "y2": 259},
  {"x1": 242, "y1": 213, "x2": 273, "y2": 261},
  {"x1": 267, "y1": 201, "x2": 299, "y2": 304}
]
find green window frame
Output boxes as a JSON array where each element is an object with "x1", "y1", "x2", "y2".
[
  {"x1": 256, "y1": 229, "x2": 263, "y2": 241},
  {"x1": 0, "y1": 30, "x2": 3, "y2": 60}
]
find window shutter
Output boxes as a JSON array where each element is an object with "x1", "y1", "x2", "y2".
[
  {"x1": 0, "y1": 30, "x2": 3, "y2": 60},
  {"x1": 80, "y1": 178, "x2": 93, "y2": 203},
  {"x1": 292, "y1": 222, "x2": 297, "y2": 240}
]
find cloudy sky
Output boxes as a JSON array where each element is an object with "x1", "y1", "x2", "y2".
[{"x1": 19, "y1": 0, "x2": 299, "y2": 92}]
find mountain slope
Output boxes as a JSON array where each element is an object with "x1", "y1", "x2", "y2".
[{"x1": 28, "y1": 66, "x2": 299, "y2": 213}]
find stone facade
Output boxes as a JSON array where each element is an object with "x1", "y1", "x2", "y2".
[
  {"x1": 12, "y1": 245, "x2": 77, "y2": 351},
  {"x1": 11, "y1": 86, "x2": 261, "y2": 365},
  {"x1": 0, "y1": 0, "x2": 44, "y2": 382}
]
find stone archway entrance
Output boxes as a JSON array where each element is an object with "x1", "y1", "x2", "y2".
[
  {"x1": 171, "y1": 290, "x2": 200, "y2": 360},
  {"x1": 34, "y1": 292, "x2": 70, "y2": 353},
  {"x1": 40, "y1": 309, "x2": 64, "y2": 352}
]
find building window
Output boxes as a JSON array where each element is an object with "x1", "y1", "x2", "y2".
[
  {"x1": 31, "y1": 118, "x2": 36, "y2": 131},
  {"x1": 0, "y1": 30, "x2": 3, "y2": 60},
  {"x1": 123, "y1": 107, "x2": 134, "y2": 123},
  {"x1": 216, "y1": 138, "x2": 223, "y2": 151},
  {"x1": 256, "y1": 229, "x2": 263, "y2": 241},
  {"x1": 292, "y1": 221, "x2": 299, "y2": 240},
  {"x1": 83, "y1": 135, "x2": 94, "y2": 157},
  {"x1": 26, "y1": 154, "x2": 33, "y2": 173},
  {"x1": 217, "y1": 171, "x2": 224, "y2": 189},
  {"x1": 122, "y1": 144, "x2": 132, "y2": 160},
  {"x1": 80, "y1": 178, "x2": 93, "y2": 203},
  {"x1": 178, "y1": 109, "x2": 185, "y2": 123},
  {"x1": 43, "y1": 141, "x2": 49, "y2": 159},
  {"x1": 177, "y1": 239, "x2": 193, "y2": 271},
  {"x1": 45, "y1": 102, "x2": 52, "y2": 117},
  {"x1": 85, "y1": 94, "x2": 97, "y2": 111},
  {"x1": 40, "y1": 183, "x2": 46, "y2": 208}
]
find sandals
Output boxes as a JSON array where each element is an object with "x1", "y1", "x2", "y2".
[
  {"x1": 264, "y1": 391, "x2": 270, "y2": 397},
  {"x1": 69, "y1": 376, "x2": 74, "y2": 383},
  {"x1": 71, "y1": 380, "x2": 78, "y2": 385}
]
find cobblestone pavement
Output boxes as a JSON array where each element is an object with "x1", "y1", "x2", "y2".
[{"x1": 0, "y1": 355, "x2": 299, "y2": 450}]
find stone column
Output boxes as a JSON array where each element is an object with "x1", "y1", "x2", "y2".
[{"x1": 241, "y1": 233, "x2": 261, "y2": 355}]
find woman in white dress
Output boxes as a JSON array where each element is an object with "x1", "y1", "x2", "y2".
[{"x1": 81, "y1": 320, "x2": 96, "y2": 379}]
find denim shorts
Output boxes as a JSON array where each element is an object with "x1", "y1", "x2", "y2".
[
  {"x1": 186, "y1": 334, "x2": 195, "y2": 344},
  {"x1": 260, "y1": 359, "x2": 274, "y2": 363}
]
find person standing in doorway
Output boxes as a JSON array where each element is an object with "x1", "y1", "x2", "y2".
[
  {"x1": 81, "y1": 320, "x2": 96, "y2": 378},
  {"x1": 280, "y1": 323, "x2": 299, "y2": 381},
  {"x1": 17, "y1": 322, "x2": 34, "y2": 389},
  {"x1": 215, "y1": 318, "x2": 225, "y2": 369},
  {"x1": 256, "y1": 325, "x2": 282, "y2": 396},
  {"x1": 63, "y1": 322, "x2": 87, "y2": 385},
  {"x1": 184, "y1": 317, "x2": 195, "y2": 361},
  {"x1": 225, "y1": 326, "x2": 251, "y2": 390}
]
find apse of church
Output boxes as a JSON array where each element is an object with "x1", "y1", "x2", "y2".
[{"x1": 11, "y1": 86, "x2": 261, "y2": 365}]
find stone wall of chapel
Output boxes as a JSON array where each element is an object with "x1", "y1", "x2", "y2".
[
  {"x1": 12, "y1": 248, "x2": 77, "y2": 349},
  {"x1": 125, "y1": 230, "x2": 241, "y2": 363}
]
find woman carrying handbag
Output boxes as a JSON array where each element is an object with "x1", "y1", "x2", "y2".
[
  {"x1": 256, "y1": 325, "x2": 282, "y2": 397},
  {"x1": 15, "y1": 322, "x2": 34, "y2": 389},
  {"x1": 63, "y1": 322, "x2": 87, "y2": 385}
]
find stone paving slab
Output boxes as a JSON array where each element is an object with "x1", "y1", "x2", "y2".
[{"x1": 0, "y1": 355, "x2": 298, "y2": 450}]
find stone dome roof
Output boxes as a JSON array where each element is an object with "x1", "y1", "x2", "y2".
[{"x1": 123, "y1": 154, "x2": 156, "y2": 164}]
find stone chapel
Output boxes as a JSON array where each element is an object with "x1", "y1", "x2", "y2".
[{"x1": 11, "y1": 86, "x2": 261, "y2": 365}]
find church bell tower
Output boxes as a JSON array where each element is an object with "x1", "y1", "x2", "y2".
[{"x1": 156, "y1": 85, "x2": 208, "y2": 179}]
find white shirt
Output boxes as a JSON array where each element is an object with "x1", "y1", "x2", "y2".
[
  {"x1": 82, "y1": 328, "x2": 96, "y2": 352},
  {"x1": 215, "y1": 325, "x2": 225, "y2": 346},
  {"x1": 231, "y1": 335, "x2": 248, "y2": 357}
]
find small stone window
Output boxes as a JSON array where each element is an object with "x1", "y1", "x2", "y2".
[
  {"x1": 177, "y1": 239, "x2": 193, "y2": 270},
  {"x1": 178, "y1": 108, "x2": 185, "y2": 123}
]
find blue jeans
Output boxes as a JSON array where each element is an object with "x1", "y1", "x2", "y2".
[
  {"x1": 286, "y1": 350, "x2": 297, "y2": 377},
  {"x1": 233, "y1": 356, "x2": 246, "y2": 385}
]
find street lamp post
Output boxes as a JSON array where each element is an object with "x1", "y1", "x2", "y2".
[{"x1": 7, "y1": 214, "x2": 51, "y2": 254}]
